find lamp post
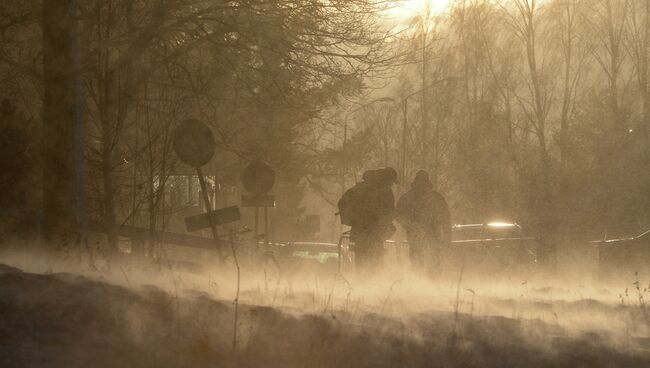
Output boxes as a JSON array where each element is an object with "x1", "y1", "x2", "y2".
[
  {"x1": 338, "y1": 97, "x2": 395, "y2": 233},
  {"x1": 342, "y1": 96, "x2": 396, "y2": 149},
  {"x1": 399, "y1": 76, "x2": 461, "y2": 186}
]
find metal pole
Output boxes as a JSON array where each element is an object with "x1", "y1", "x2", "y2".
[
  {"x1": 254, "y1": 206, "x2": 259, "y2": 241},
  {"x1": 398, "y1": 77, "x2": 461, "y2": 185},
  {"x1": 343, "y1": 117, "x2": 348, "y2": 148},
  {"x1": 402, "y1": 99, "x2": 408, "y2": 185},
  {"x1": 212, "y1": 175, "x2": 217, "y2": 210},
  {"x1": 270, "y1": 207, "x2": 275, "y2": 245},
  {"x1": 343, "y1": 97, "x2": 396, "y2": 148},
  {"x1": 337, "y1": 234, "x2": 343, "y2": 273},
  {"x1": 196, "y1": 166, "x2": 220, "y2": 247},
  {"x1": 264, "y1": 206, "x2": 269, "y2": 246},
  {"x1": 187, "y1": 175, "x2": 192, "y2": 205}
]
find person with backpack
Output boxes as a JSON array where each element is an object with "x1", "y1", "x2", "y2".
[
  {"x1": 338, "y1": 167, "x2": 397, "y2": 275},
  {"x1": 396, "y1": 170, "x2": 451, "y2": 277}
]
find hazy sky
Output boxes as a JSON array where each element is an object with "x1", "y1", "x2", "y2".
[{"x1": 384, "y1": 0, "x2": 451, "y2": 22}]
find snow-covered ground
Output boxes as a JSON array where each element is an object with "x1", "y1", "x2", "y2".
[{"x1": 0, "y1": 251, "x2": 649, "y2": 368}]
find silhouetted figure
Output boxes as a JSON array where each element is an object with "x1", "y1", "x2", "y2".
[
  {"x1": 396, "y1": 170, "x2": 451, "y2": 277},
  {"x1": 339, "y1": 167, "x2": 397, "y2": 275}
]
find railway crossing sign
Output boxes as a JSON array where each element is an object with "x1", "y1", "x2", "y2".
[
  {"x1": 184, "y1": 206, "x2": 241, "y2": 232},
  {"x1": 172, "y1": 118, "x2": 238, "y2": 255}
]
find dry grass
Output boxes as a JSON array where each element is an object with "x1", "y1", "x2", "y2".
[{"x1": 1, "y1": 249, "x2": 650, "y2": 368}]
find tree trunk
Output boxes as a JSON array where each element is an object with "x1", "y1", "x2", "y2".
[
  {"x1": 638, "y1": 0, "x2": 650, "y2": 226},
  {"x1": 101, "y1": 119, "x2": 118, "y2": 250},
  {"x1": 42, "y1": 0, "x2": 81, "y2": 246}
]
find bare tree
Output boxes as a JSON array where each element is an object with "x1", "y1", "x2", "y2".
[
  {"x1": 626, "y1": 0, "x2": 650, "y2": 224},
  {"x1": 555, "y1": 0, "x2": 584, "y2": 177},
  {"x1": 504, "y1": 0, "x2": 554, "y2": 204}
]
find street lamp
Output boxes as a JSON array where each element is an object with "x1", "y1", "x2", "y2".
[
  {"x1": 343, "y1": 96, "x2": 396, "y2": 148},
  {"x1": 399, "y1": 76, "x2": 461, "y2": 185},
  {"x1": 337, "y1": 96, "x2": 396, "y2": 233}
]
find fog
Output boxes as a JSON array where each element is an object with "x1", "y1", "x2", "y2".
[
  {"x1": 2, "y1": 243, "x2": 649, "y2": 367},
  {"x1": 1, "y1": 0, "x2": 650, "y2": 367}
]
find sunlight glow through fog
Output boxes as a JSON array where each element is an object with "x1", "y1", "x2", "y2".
[{"x1": 384, "y1": 0, "x2": 451, "y2": 21}]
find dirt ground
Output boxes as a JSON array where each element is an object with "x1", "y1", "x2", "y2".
[{"x1": 1, "y1": 249, "x2": 649, "y2": 368}]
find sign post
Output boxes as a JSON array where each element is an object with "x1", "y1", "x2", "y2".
[
  {"x1": 197, "y1": 167, "x2": 220, "y2": 239},
  {"x1": 173, "y1": 119, "x2": 240, "y2": 256},
  {"x1": 241, "y1": 161, "x2": 275, "y2": 245},
  {"x1": 184, "y1": 205, "x2": 240, "y2": 232},
  {"x1": 173, "y1": 119, "x2": 242, "y2": 346}
]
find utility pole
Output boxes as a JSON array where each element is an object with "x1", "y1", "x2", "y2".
[
  {"x1": 420, "y1": 0, "x2": 432, "y2": 181},
  {"x1": 401, "y1": 99, "x2": 408, "y2": 185},
  {"x1": 339, "y1": 97, "x2": 395, "y2": 233},
  {"x1": 399, "y1": 77, "x2": 461, "y2": 189},
  {"x1": 341, "y1": 97, "x2": 395, "y2": 177}
]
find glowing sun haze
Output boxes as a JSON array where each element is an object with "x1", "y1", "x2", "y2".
[{"x1": 384, "y1": 0, "x2": 452, "y2": 21}]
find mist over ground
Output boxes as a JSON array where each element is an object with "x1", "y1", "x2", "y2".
[
  {"x1": 2, "y1": 0, "x2": 650, "y2": 366},
  {"x1": 1, "y1": 246, "x2": 649, "y2": 368}
]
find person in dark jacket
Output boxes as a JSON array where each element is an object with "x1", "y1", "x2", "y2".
[
  {"x1": 396, "y1": 170, "x2": 451, "y2": 277},
  {"x1": 338, "y1": 167, "x2": 397, "y2": 275}
]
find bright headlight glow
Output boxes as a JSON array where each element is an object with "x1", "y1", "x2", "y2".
[{"x1": 487, "y1": 222, "x2": 516, "y2": 228}]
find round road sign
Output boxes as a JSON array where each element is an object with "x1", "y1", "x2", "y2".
[
  {"x1": 173, "y1": 119, "x2": 215, "y2": 167},
  {"x1": 241, "y1": 161, "x2": 275, "y2": 194}
]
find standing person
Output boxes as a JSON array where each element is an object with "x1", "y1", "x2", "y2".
[
  {"x1": 396, "y1": 170, "x2": 451, "y2": 277},
  {"x1": 338, "y1": 167, "x2": 398, "y2": 275}
]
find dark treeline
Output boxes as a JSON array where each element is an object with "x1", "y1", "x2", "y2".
[{"x1": 0, "y1": 0, "x2": 648, "y2": 253}]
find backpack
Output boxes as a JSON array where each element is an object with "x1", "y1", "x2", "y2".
[{"x1": 338, "y1": 184, "x2": 365, "y2": 226}]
